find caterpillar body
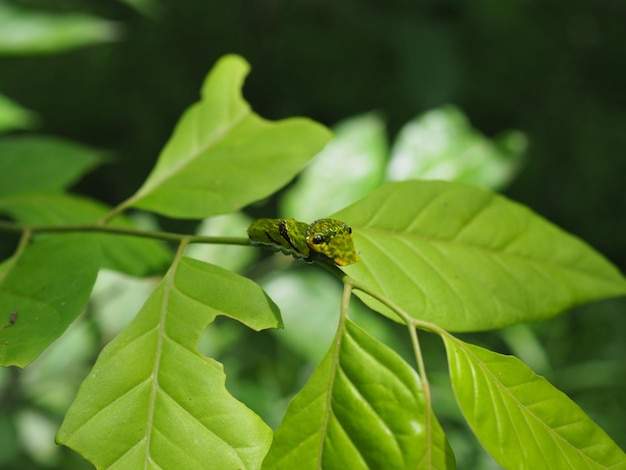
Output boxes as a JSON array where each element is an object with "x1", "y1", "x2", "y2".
[{"x1": 246, "y1": 218, "x2": 360, "y2": 266}]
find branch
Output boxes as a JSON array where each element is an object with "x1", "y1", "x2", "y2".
[{"x1": 0, "y1": 220, "x2": 250, "y2": 246}]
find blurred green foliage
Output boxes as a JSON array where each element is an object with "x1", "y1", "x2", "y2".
[
  {"x1": 0, "y1": 1, "x2": 624, "y2": 468},
  {"x1": 0, "y1": 2, "x2": 120, "y2": 55}
]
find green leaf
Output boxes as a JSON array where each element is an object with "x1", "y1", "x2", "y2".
[
  {"x1": 386, "y1": 106, "x2": 527, "y2": 190},
  {"x1": 335, "y1": 180, "x2": 626, "y2": 331},
  {"x1": 0, "y1": 136, "x2": 106, "y2": 197},
  {"x1": 263, "y1": 319, "x2": 444, "y2": 469},
  {"x1": 57, "y1": 257, "x2": 281, "y2": 469},
  {"x1": 0, "y1": 3, "x2": 120, "y2": 55},
  {"x1": 426, "y1": 413, "x2": 457, "y2": 470},
  {"x1": 0, "y1": 93, "x2": 37, "y2": 132},
  {"x1": 260, "y1": 267, "x2": 397, "y2": 365},
  {"x1": 127, "y1": 55, "x2": 331, "y2": 219},
  {"x1": 280, "y1": 112, "x2": 387, "y2": 221},
  {"x1": 442, "y1": 335, "x2": 626, "y2": 469},
  {"x1": 0, "y1": 235, "x2": 100, "y2": 368},
  {"x1": 0, "y1": 193, "x2": 171, "y2": 276}
]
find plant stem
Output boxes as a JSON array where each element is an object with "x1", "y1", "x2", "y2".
[
  {"x1": 340, "y1": 271, "x2": 443, "y2": 463},
  {"x1": 338, "y1": 273, "x2": 445, "y2": 334},
  {"x1": 407, "y1": 323, "x2": 434, "y2": 464},
  {"x1": 316, "y1": 281, "x2": 352, "y2": 463},
  {"x1": 98, "y1": 201, "x2": 130, "y2": 225},
  {"x1": 0, "y1": 220, "x2": 250, "y2": 246}
]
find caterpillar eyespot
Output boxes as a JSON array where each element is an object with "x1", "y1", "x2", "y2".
[{"x1": 247, "y1": 218, "x2": 360, "y2": 266}]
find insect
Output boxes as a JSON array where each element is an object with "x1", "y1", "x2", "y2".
[
  {"x1": 246, "y1": 218, "x2": 360, "y2": 266},
  {"x1": 2, "y1": 311, "x2": 17, "y2": 329}
]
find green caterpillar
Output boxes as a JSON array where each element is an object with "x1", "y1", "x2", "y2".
[{"x1": 246, "y1": 218, "x2": 360, "y2": 266}]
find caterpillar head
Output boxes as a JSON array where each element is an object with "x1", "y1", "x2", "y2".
[{"x1": 306, "y1": 219, "x2": 360, "y2": 266}]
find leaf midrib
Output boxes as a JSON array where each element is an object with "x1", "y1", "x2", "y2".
[
  {"x1": 457, "y1": 339, "x2": 609, "y2": 468},
  {"x1": 130, "y1": 105, "x2": 250, "y2": 205},
  {"x1": 358, "y1": 226, "x2": 621, "y2": 286}
]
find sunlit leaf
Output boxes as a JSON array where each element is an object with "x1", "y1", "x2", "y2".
[
  {"x1": 386, "y1": 106, "x2": 526, "y2": 190},
  {"x1": 0, "y1": 235, "x2": 100, "y2": 368},
  {"x1": 127, "y1": 55, "x2": 331, "y2": 219},
  {"x1": 0, "y1": 93, "x2": 37, "y2": 132},
  {"x1": 0, "y1": 193, "x2": 171, "y2": 276},
  {"x1": 0, "y1": 136, "x2": 106, "y2": 197},
  {"x1": 335, "y1": 180, "x2": 626, "y2": 331},
  {"x1": 58, "y1": 257, "x2": 281, "y2": 469},
  {"x1": 0, "y1": 3, "x2": 120, "y2": 55},
  {"x1": 263, "y1": 319, "x2": 447, "y2": 469},
  {"x1": 443, "y1": 335, "x2": 626, "y2": 468},
  {"x1": 280, "y1": 112, "x2": 387, "y2": 221}
]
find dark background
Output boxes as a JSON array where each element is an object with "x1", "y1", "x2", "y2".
[
  {"x1": 2, "y1": 1, "x2": 625, "y2": 264},
  {"x1": 1, "y1": 0, "x2": 625, "y2": 466}
]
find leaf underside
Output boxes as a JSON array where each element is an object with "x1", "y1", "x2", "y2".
[
  {"x1": 57, "y1": 257, "x2": 282, "y2": 469},
  {"x1": 443, "y1": 335, "x2": 626, "y2": 469},
  {"x1": 263, "y1": 319, "x2": 455, "y2": 469}
]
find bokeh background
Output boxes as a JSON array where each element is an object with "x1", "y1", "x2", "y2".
[{"x1": 0, "y1": 1, "x2": 624, "y2": 468}]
